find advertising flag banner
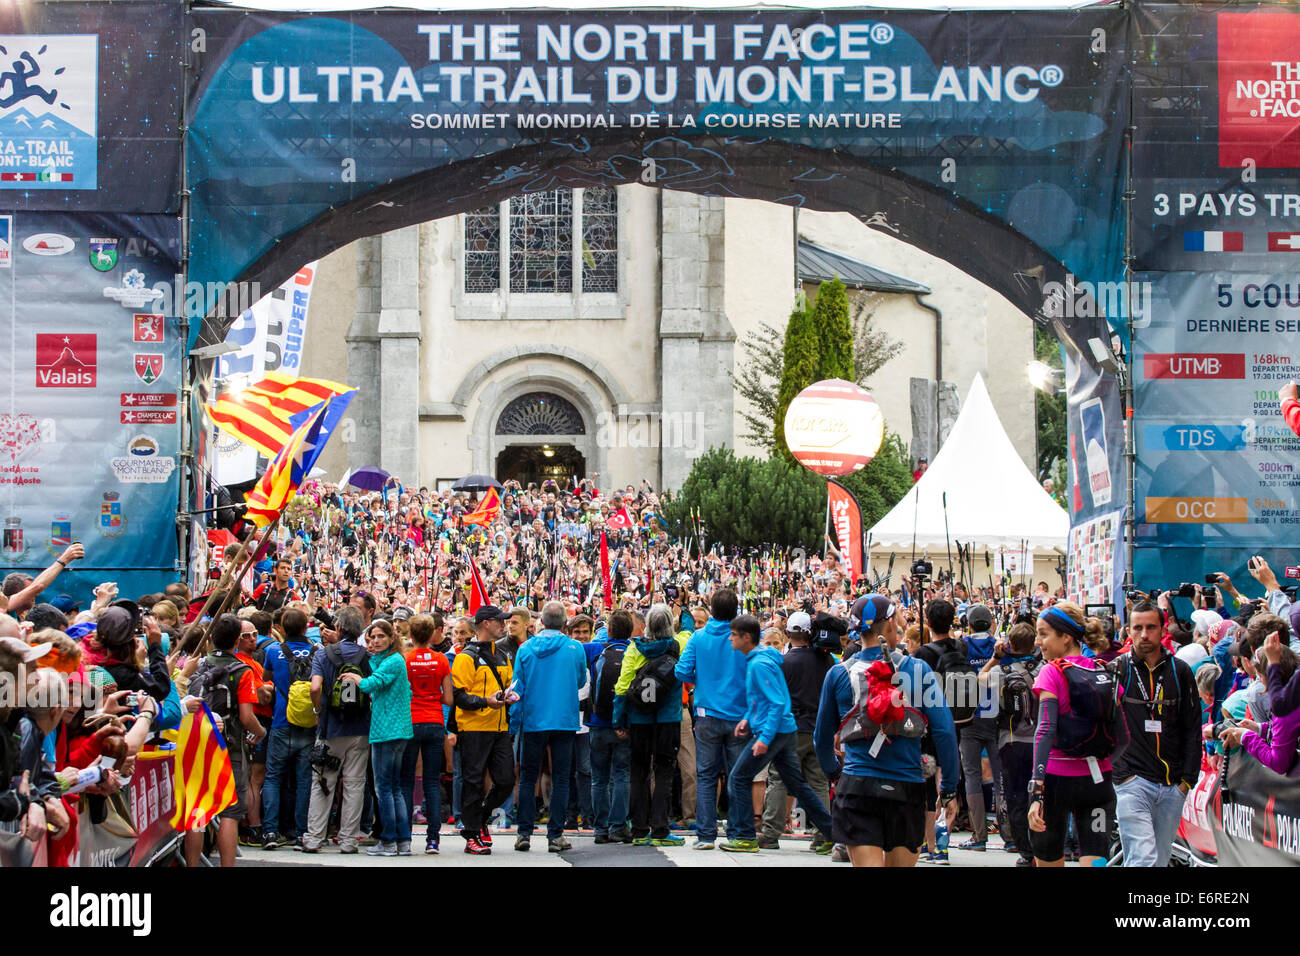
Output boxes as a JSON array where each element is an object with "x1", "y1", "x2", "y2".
[{"x1": 827, "y1": 479, "x2": 864, "y2": 584}]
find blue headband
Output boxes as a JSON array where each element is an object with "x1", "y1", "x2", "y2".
[{"x1": 1041, "y1": 606, "x2": 1085, "y2": 640}]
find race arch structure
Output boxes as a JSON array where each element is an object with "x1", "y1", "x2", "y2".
[{"x1": 0, "y1": 1, "x2": 1297, "y2": 601}]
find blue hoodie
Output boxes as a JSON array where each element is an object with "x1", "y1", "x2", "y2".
[
  {"x1": 742, "y1": 645, "x2": 798, "y2": 745},
  {"x1": 586, "y1": 635, "x2": 629, "y2": 729},
  {"x1": 509, "y1": 629, "x2": 589, "y2": 733},
  {"x1": 814, "y1": 644, "x2": 959, "y2": 786},
  {"x1": 675, "y1": 618, "x2": 747, "y2": 722}
]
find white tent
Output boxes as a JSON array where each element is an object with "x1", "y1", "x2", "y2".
[{"x1": 868, "y1": 373, "x2": 1067, "y2": 553}]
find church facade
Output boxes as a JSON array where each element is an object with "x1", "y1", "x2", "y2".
[{"x1": 298, "y1": 184, "x2": 1036, "y2": 491}]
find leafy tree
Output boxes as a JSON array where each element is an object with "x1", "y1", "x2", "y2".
[
  {"x1": 810, "y1": 276, "x2": 854, "y2": 382},
  {"x1": 1034, "y1": 326, "x2": 1067, "y2": 486},
  {"x1": 733, "y1": 321, "x2": 785, "y2": 453},
  {"x1": 773, "y1": 292, "x2": 819, "y2": 459},
  {"x1": 662, "y1": 435, "x2": 913, "y2": 552}
]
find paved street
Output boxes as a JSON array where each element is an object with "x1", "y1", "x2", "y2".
[{"x1": 240, "y1": 825, "x2": 1021, "y2": 868}]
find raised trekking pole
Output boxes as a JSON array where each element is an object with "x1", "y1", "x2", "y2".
[{"x1": 942, "y1": 491, "x2": 954, "y2": 586}]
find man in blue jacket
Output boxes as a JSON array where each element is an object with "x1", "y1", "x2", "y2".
[
  {"x1": 815, "y1": 594, "x2": 960, "y2": 868},
  {"x1": 675, "y1": 587, "x2": 748, "y2": 850},
  {"x1": 509, "y1": 600, "x2": 589, "y2": 854},
  {"x1": 720, "y1": 614, "x2": 833, "y2": 854}
]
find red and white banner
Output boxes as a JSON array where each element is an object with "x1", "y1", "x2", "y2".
[{"x1": 827, "y1": 479, "x2": 864, "y2": 583}]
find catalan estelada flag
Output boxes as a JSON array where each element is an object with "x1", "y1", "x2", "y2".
[
  {"x1": 206, "y1": 371, "x2": 352, "y2": 458},
  {"x1": 169, "y1": 703, "x2": 237, "y2": 831},
  {"x1": 459, "y1": 486, "x2": 501, "y2": 527},
  {"x1": 244, "y1": 390, "x2": 355, "y2": 528}
]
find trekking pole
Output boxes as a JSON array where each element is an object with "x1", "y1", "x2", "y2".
[{"x1": 942, "y1": 491, "x2": 954, "y2": 585}]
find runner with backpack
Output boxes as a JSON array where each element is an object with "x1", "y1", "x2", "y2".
[
  {"x1": 814, "y1": 594, "x2": 960, "y2": 868},
  {"x1": 1027, "y1": 602, "x2": 1130, "y2": 867},
  {"x1": 259, "y1": 607, "x2": 319, "y2": 849},
  {"x1": 587, "y1": 609, "x2": 633, "y2": 844},
  {"x1": 980, "y1": 621, "x2": 1041, "y2": 867},
  {"x1": 613, "y1": 602, "x2": 690, "y2": 847}
]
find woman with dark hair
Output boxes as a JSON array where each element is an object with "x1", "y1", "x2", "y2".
[
  {"x1": 1221, "y1": 636, "x2": 1300, "y2": 775},
  {"x1": 86, "y1": 605, "x2": 171, "y2": 701},
  {"x1": 1027, "y1": 601, "x2": 1128, "y2": 868}
]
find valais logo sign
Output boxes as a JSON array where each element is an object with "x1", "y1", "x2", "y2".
[{"x1": 36, "y1": 333, "x2": 96, "y2": 388}]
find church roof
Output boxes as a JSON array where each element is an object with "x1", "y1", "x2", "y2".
[{"x1": 797, "y1": 239, "x2": 931, "y2": 295}]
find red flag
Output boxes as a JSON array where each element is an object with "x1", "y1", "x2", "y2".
[
  {"x1": 600, "y1": 530, "x2": 613, "y2": 610},
  {"x1": 467, "y1": 555, "x2": 490, "y2": 614},
  {"x1": 606, "y1": 506, "x2": 634, "y2": 530},
  {"x1": 460, "y1": 487, "x2": 501, "y2": 527},
  {"x1": 827, "y1": 479, "x2": 864, "y2": 584}
]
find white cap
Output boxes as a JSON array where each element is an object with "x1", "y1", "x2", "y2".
[{"x1": 787, "y1": 611, "x2": 812, "y2": 634}]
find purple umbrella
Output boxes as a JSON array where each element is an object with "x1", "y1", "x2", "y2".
[{"x1": 346, "y1": 466, "x2": 392, "y2": 492}]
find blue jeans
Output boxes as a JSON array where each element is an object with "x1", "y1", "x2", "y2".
[
  {"x1": 694, "y1": 715, "x2": 747, "y2": 841},
  {"x1": 1116, "y1": 774, "x2": 1187, "y2": 867},
  {"x1": 371, "y1": 740, "x2": 410, "y2": 844},
  {"x1": 516, "y1": 730, "x2": 575, "y2": 840},
  {"x1": 262, "y1": 724, "x2": 315, "y2": 837},
  {"x1": 567, "y1": 732, "x2": 593, "y2": 825},
  {"x1": 399, "y1": 722, "x2": 446, "y2": 845},
  {"x1": 589, "y1": 726, "x2": 631, "y2": 835},
  {"x1": 727, "y1": 731, "x2": 832, "y2": 842}
]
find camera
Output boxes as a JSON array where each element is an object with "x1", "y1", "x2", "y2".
[
  {"x1": 1126, "y1": 588, "x2": 1146, "y2": 601},
  {"x1": 911, "y1": 558, "x2": 933, "y2": 580},
  {"x1": 1177, "y1": 583, "x2": 1198, "y2": 598},
  {"x1": 310, "y1": 742, "x2": 341, "y2": 774},
  {"x1": 122, "y1": 693, "x2": 140, "y2": 711},
  {"x1": 664, "y1": 585, "x2": 679, "y2": 602}
]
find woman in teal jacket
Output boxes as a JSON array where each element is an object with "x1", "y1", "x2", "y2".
[{"x1": 342, "y1": 620, "x2": 413, "y2": 855}]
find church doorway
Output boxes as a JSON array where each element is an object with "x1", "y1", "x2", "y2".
[
  {"x1": 496, "y1": 443, "x2": 585, "y2": 487},
  {"x1": 492, "y1": 390, "x2": 590, "y2": 486}
]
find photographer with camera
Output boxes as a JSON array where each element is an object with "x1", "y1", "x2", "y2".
[{"x1": 302, "y1": 605, "x2": 371, "y2": 854}]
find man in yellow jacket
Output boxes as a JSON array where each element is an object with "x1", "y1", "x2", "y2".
[{"x1": 452, "y1": 605, "x2": 515, "y2": 855}]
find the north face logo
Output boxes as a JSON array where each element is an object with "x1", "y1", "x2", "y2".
[{"x1": 1218, "y1": 11, "x2": 1300, "y2": 168}]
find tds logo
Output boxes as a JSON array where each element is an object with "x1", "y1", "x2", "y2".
[{"x1": 35, "y1": 333, "x2": 96, "y2": 388}]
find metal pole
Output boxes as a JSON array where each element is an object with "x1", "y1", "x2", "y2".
[
  {"x1": 1122, "y1": 101, "x2": 1138, "y2": 590},
  {"x1": 177, "y1": 5, "x2": 195, "y2": 585}
]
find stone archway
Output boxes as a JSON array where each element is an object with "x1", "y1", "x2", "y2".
[{"x1": 471, "y1": 380, "x2": 604, "y2": 483}]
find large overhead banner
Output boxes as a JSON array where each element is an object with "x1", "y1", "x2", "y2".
[{"x1": 186, "y1": 6, "x2": 1129, "y2": 529}]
